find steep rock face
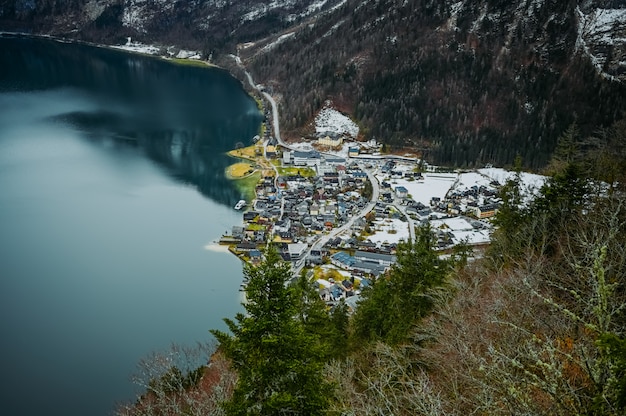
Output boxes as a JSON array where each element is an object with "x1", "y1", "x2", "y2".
[{"x1": 1, "y1": 0, "x2": 625, "y2": 167}]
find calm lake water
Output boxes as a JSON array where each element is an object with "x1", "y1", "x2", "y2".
[{"x1": 0, "y1": 35, "x2": 261, "y2": 415}]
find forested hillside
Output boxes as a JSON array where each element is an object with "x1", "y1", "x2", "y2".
[
  {"x1": 2, "y1": 0, "x2": 625, "y2": 167},
  {"x1": 243, "y1": 0, "x2": 626, "y2": 167}
]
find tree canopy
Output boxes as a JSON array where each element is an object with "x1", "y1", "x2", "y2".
[{"x1": 210, "y1": 246, "x2": 332, "y2": 415}]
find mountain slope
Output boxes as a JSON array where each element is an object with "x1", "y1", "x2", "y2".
[
  {"x1": 2, "y1": 0, "x2": 625, "y2": 167},
  {"x1": 244, "y1": 0, "x2": 626, "y2": 167}
]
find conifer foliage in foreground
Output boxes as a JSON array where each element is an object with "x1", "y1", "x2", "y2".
[{"x1": 210, "y1": 246, "x2": 332, "y2": 415}]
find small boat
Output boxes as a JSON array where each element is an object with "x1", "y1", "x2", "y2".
[{"x1": 234, "y1": 199, "x2": 247, "y2": 210}]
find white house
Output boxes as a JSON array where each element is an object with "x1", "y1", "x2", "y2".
[{"x1": 395, "y1": 186, "x2": 408, "y2": 198}]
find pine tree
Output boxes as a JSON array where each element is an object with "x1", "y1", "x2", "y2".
[
  {"x1": 210, "y1": 247, "x2": 332, "y2": 415},
  {"x1": 352, "y1": 225, "x2": 450, "y2": 345}
]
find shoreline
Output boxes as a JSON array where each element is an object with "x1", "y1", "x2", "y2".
[{"x1": 0, "y1": 31, "x2": 221, "y2": 70}]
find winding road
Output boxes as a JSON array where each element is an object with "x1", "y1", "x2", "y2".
[
  {"x1": 234, "y1": 54, "x2": 414, "y2": 278},
  {"x1": 237, "y1": 56, "x2": 288, "y2": 149}
]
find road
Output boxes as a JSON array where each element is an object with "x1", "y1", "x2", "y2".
[
  {"x1": 290, "y1": 165, "x2": 382, "y2": 279},
  {"x1": 235, "y1": 54, "x2": 414, "y2": 279},
  {"x1": 237, "y1": 56, "x2": 289, "y2": 149}
]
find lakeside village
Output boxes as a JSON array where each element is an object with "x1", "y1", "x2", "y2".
[{"x1": 220, "y1": 104, "x2": 546, "y2": 311}]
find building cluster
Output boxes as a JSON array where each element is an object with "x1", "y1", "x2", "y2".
[
  {"x1": 376, "y1": 160, "x2": 501, "y2": 250},
  {"x1": 223, "y1": 157, "x2": 373, "y2": 262},
  {"x1": 222, "y1": 144, "x2": 505, "y2": 308}
]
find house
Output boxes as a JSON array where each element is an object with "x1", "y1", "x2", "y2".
[
  {"x1": 381, "y1": 192, "x2": 393, "y2": 203},
  {"x1": 357, "y1": 240, "x2": 377, "y2": 251},
  {"x1": 405, "y1": 206, "x2": 418, "y2": 216},
  {"x1": 295, "y1": 201, "x2": 309, "y2": 216},
  {"x1": 243, "y1": 211, "x2": 259, "y2": 222},
  {"x1": 324, "y1": 156, "x2": 346, "y2": 165},
  {"x1": 282, "y1": 151, "x2": 292, "y2": 164},
  {"x1": 395, "y1": 186, "x2": 408, "y2": 198},
  {"x1": 293, "y1": 150, "x2": 321, "y2": 166},
  {"x1": 331, "y1": 251, "x2": 356, "y2": 270},
  {"x1": 265, "y1": 145, "x2": 277, "y2": 158},
  {"x1": 323, "y1": 171, "x2": 340, "y2": 182},
  {"x1": 236, "y1": 241, "x2": 257, "y2": 252},
  {"x1": 352, "y1": 261, "x2": 388, "y2": 278},
  {"x1": 449, "y1": 205, "x2": 461, "y2": 215},
  {"x1": 249, "y1": 249, "x2": 262, "y2": 264},
  {"x1": 318, "y1": 135, "x2": 343, "y2": 147},
  {"x1": 308, "y1": 249, "x2": 324, "y2": 264},
  {"x1": 231, "y1": 226, "x2": 245, "y2": 239},
  {"x1": 324, "y1": 202, "x2": 337, "y2": 215},
  {"x1": 351, "y1": 171, "x2": 368, "y2": 182},
  {"x1": 287, "y1": 243, "x2": 308, "y2": 260},
  {"x1": 476, "y1": 203, "x2": 498, "y2": 219},
  {"x1": 354, "y1": 250, "x2": 396, "y2": 266},
  {"x1": 310, "y1": 202, "x2": 320, "y2": 216},
  {"x1": 317, "y1": 163, "x2": 335, "y2": 176},
  {"x1": 325, "y1": 237, "x2": 343, "y2": 248},
  {"x1": 274, "y1": 231, "x2": 293, "y2": 243},
  {"x1": 274, "y1": 218, "x2": 291, "y2": 234},
  {"x1": 348, "y1": 147, "x2": 360, "y2": 157}
]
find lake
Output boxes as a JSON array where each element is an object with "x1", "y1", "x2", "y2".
[{"x1": 0, "y1": 35, "x2": 261, "y2": 415}]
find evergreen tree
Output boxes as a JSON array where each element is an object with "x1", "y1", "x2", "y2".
[
  {"x1": 553, "y1": 122, "x2": 580, "y2": 165},
  {"x1": 210, "y1": 247, "x2": 332, "y2": 415},
  {"x1": 293, "y1": 273, "x2": 335, "y2": 359},
  {"x1": 352, "y1": 225, "x2": 450, "y2": 345},
  {"x1": 329, "y1": 300, "x2": 350, "y2": 352}
]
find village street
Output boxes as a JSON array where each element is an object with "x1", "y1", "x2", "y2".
[{"x1": 228, "y1": 56, "x2": 544, "y2": 290}]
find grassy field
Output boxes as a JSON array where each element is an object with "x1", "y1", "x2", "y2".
[
  {"x1": 228, "y1": 145, "x2": 262, "y2": 161},
  {"x1": 233, "y1": 171, "x2": 262, "y2": 201},
  {"x1": 226, "y1": 162, "x2": 255, "y2": 179},
  {"x1": 168, "y1": 58, "x2": 213, "y2": 68},
  {"x1": 277, "y1": 166, "x2": 316, "y2": 177}
]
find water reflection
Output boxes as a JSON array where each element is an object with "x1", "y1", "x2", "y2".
[
  {"x1": 0, "y1": 34, "x2": 262, "y2": 207},
  {"x1": 0, "y1": 34, "x2": 258, "y2": 416}
]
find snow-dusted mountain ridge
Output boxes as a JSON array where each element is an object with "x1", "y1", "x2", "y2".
[{"x1": 2, "y1": 0, "x2": 625, "y2": 167}]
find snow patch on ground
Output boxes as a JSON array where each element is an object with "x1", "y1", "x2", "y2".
[
  {"x1": 366, "y1": 218, "x2": 411, "y2": 244},
  {"x1": 430, "y1": 217, "x2": 491, "y2": 246},
  {"x1": 586, "y1": 8, "x2": 626, "y2": 45},
  {"x1": 111, "y1": 39, "x2": 160, "y2": 55},
  {"x1": 322, "y1": 19, "x2": 346, "y2": 39},
  {"x1": 478, "y1": 167, "x2": 546, "y2": 202},
  {"x1": 441, "y1": 1, "x2": 464, "y2": 31},
  {"x1": 381, "y1": 173, "x2": 458, "y2": 206},
  {"x1": 315, "y1": 101, "x2": 359, "y2": 138},
  {"x1": 173, "y1": 49, "x2": 202, "y2": 59},
  {"x1": 262, "y1": 32, "x2": 295, "y2": 52}
]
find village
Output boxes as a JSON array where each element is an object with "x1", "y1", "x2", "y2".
[{"x1": 220, "y1": 103, "x2": 546, "y2": 310}]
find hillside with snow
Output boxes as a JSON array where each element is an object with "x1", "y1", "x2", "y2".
[
  {"x1": 577, "y1": 6, "x2": 626, "y2": 81},
  {"x1": 314, "y1": 102, "x2": 359, "y2": 138},
  {"x1": 3, "y1": 0, "x2": 626, "y2": 168}
]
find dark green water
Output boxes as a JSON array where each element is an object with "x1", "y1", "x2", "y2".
[{"x1": 0, "y1": 35, "x2": 261, "y2": 415}]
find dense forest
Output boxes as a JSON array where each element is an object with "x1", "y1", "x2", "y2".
[
  {"x1": 243, "y1": 0, "x2": 626, "y2": 168},
  {"x1": 117, "y1": 122, "x2": 626, "y2": 415}
]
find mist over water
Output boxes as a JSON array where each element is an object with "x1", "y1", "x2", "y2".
[{"x1": 0, "y1": 35, "x2": 260, "y2": 415}]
